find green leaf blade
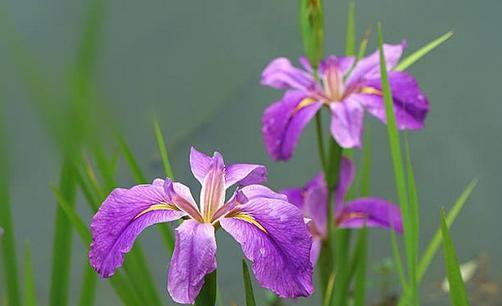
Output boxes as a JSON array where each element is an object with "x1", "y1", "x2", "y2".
[
  {"x1": 440, "y1": 209, "x2": 471, "y2": 306},
  {"x1": 23, "y1": 241, "x2": 37, "y2": 306},
  {"x1": 242, "y1": 260, "x2": 257, "y2": 306},
  {"x1": 395, "y1": 31, "x2": 453, "y2": 71}
]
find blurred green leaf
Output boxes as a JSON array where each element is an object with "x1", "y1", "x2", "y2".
[
  {"x1": 353, "y1": 226, "x2": 368, "y2": 306},
  {"x1": 118, "y1": 136, "x2": 147, "y2": 183},
  {"x1": 378, "y1": 23, "x2": 411, "y2": 292},
  {"x1": 78, "y1": 265, "x2": 98, "y2": 306},
  {"x1": 0, "y1": 102, "x2": 22, "y2": 306},
  {"x1": 242, "y1": 260, "x2": 257, "y2": 306},
  {"x1": 195, "y1": 270, "x2": 217, "y2": 306},
  {"x1": 332, "y1": 229, "x2": 352, "y2": 306},
  {"x1": 395, "y1": 31, "x2": 453, "y2": 71},
  {"x1": 357, "y1": 27, "x2": 372, "y2": 60},
  {"x1": 440, "y1": 209, "x2": 471, "y2": 306},
  {"x1": 154, "y1": 119, "x2": 175, "y2": 179},
  {"x1": 345, "y1": 0, "x2": 356, "y2": 56},
  {"x1": 299, "y1": 0, "x2": 324, "y2": 68},
  {"x1": 49, "y1": 161, "x2": 77, "y2": 306},
  {"x1": 399, "y1": 179, "x2": 477, "y2": 306},
  {"x1": 23, "y1": 241, "x2": 37, "y2": 306}
]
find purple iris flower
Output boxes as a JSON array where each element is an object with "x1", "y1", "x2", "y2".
[
  {"x1": 89, "y1": 147, "x2": 313, "y2": 304},
  {"x1": 261, "y1": 42, "x2": 429, "y2": 160},
  {"x1": 281, "y1": 157, "x2": 403, "y2": 264}
]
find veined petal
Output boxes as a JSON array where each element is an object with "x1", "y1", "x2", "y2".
[
  {"x1": 189, "y1": 147, "x2": 212, "y2": 184},
  {"x1": 89, "y1": 180, "x2": 186, "y2": 278},
  {"x1": 358, "y1": 71, "x2": 429, "y2": 129},
  {"x1": 199, "y1": 152, "x2": 226, "y2": 221},
  {"x1": 225, "y1": 163, "x2": 267, "y2": 188},
  {"x1": 329, "y1": 97, "x2": 364, "y2": 148},
  {"x1": 168, "y1": 220, "x2": 217, "y2": 304},
  {"x1": 262, "y1": 90, "x2": 322, "y2": 161},
  {"x1": 319, "y1": 55, "x2": 355, "y2": 77},
  {"x1": 220, "y1": 197, "x2": 313, "y2": 298},
  {"x1": 164, "y1": 180, "x2": 203, "y2": 222},
  {"x1": 241, "y1": 184, "x2": 288, "y2": 201},
  {"x1": 334, "y1": 157, "x2": 356, "y2": 208},
  {"x1": 261, "y1": 57, "x2": 317, "y2": 92},
  {"x1": 336, "y1": 197, "x2": 403, "y2": 233},
  {"x1": 346, "y1": 42, "x2": 406, "y2": 85},
  {"x1": 303, "y1": 179, "x2": 328, "y2": 238}
]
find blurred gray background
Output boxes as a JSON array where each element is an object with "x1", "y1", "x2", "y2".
[{"x1": 1, "y1": 0, "x2": 501, "y2": 305}]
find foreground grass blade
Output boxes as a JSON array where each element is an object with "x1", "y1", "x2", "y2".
[
  {"x1": 0, "y1": 104, "x2": 22, "y2": 306},
  {"x1": 23, "y1": 241, "x2": 37, "y2": 306},
  {"x1": 49, "y1": 161, "x2": 77, "y2": 306},
  {"x1": 195, "y1": 270, "x2": 218, "y2": 306},
  {"x1": 353, "y1": 227, "x2": 368, "y2": 306},
  {"x1": 332, "y1": 229, "x2": 352, "y2": 306},
  {"x1": 154, "y1": 119, "x2": 175, "y2": 179},
  {"x1": 299, "y1": 0, "x2": 324, "y2": 68},
  {"x1": 440, "y1": 209, "x2": 471, "y2": 306},
  {"x1": 242, "y1": 260, "x2": 257, "y2": 306},
  {"x1": 345, "y1": 0, "x2": 356, "y2": 56},
  {"x1": 52, "y1": 186, "x2": 92, "y2": 244},
  {"x1": 395, "y1": 31, "x2": 453, "y2": 71},
  {"x1": 418, "y1": 179, "x2": 478, "y2": 280},
  {"x1": 398, "y1": 179, "x2": 477, "y2": 305},
  {"x1": 378, "y1": 24, "x2": 413, "y2": 294},
  {"x1": 78, "y1": 264, "x2": 98, "y2": 306}
]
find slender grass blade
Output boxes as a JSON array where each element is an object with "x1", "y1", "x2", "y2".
[
  {"x1": 353, "y1": 226, "x2": 368, "y2": 306},
  {"x1": 395, "y1": 31, "x2": 453, "y2": 71},
  {"x1": 242, "y1": 260, "x2": 257, "y2": 306},
  {"x1": 23, "y1": 241, "x2": 37, "y2": 306},
  {"x1": 345, "y1": 0, "x2": 356, "y2": 56},
  {"x1": 440, "y1": 209, "x2": 471, "y2": 306},
  {"x1": 78, "y1": 264, "x2": 98, "y2": 306},
  {"x1": 154, "y1": 119, "x2": 175, "y2": 179}
]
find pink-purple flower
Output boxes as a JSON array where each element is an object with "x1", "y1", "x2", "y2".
[
  {"x1": 261, "y1": 42, "x2": 429, "y2": 160},
  {"x1": 89, "y1": 147, "x2": 313, "y2": 304},
  {"x1": 281, "y1": 157, "x2": 403, "y2": 264}
]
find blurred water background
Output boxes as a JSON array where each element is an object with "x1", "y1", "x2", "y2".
[{"x1": 1, "y1": 0, "x2": 501, "y2": 305}]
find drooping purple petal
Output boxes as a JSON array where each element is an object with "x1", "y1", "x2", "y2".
[
  {"x1": 357, "y1": 71, "x2": 429, "y2": 129},
  {"x1": 262, "y1": 90, "x2": 323, "y2": 161},
  {"x1": 89, "y1": 180, "x2": 186, "y2": 278},
  {"x1": 225, "y1": 163, "x2": 267, "y2": 188},
  {"x1": 199, "y1": 152, "x2": 226, "y2": 221},
  {"x1": 336, "y1": 197, "x2": 403, "y2": 233},
  {"x1": 168, "y1": 220, "x2": 217, "y2": 304},
  {"x1": 189, "y1": 147, "x2": 213, "y2": 184},
  {"x1": 261, "y1": 57, "x2": 317, "y2": 92},
  {"x1": 329, "y1": 97, "x2": 364, "y2": 148},
  {"x1": 220, "y1": 197, "x2": 313, "y2": 298},
  {"x1": 334, "y1": 157, "x2": 356, "y2": 208},
  {"x1": 346, "y1": 42, "x2": 406, "y2": 85}
]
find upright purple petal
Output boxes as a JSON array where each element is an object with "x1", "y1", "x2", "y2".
[
  {"x1": 281, "y1": 187, "x2": 304, "y2": 209},
  {"x1": 199, "y1": 152, "x2": 226, "y2": 221},
  {"x1": 334, "y1": 157, "x2": 356, "y2": 208},
  {"x1": 241, "y1": 184, "x2": 288, "y2": 202},
  {"x1": 261, "y1": 57, "x2": 317, "y2": 92},
  {"x1": 303, "y1": 181, "x2": 328, "y2": 238},
  {"x1": 220, "y1": 197, "x2": 313, "y2": 298},
  {"x1": 168, "y1": 220, "x2": 217, "y2": 304},
  {"x1": 346, "y1": 42, "x2": 406, "y2": 85},
  {"x1": 89, "y1": 180, "x2": 186, "y2": 278},
  {"x1": 329, "y1": 97, "x2": 364, "y2": 148},
  {"x1": 310, "y1": 237, "x2": 323, "y2": 265},
  {"x1": 225, "y1": 163, "x2": 267, "y2": 188},
  {"x1": 262, "y1": 90, "x2": 322, "y2": 160},
  {"x1": 319, "y1": 55, "x2": 355, "y2": 77},
  {"x1": 336, "y1": 197, "x2": 403, "y2": 233},
  {"x1": 164, "y1": 180, "x2": 204, "y2": 222},
  {"x1": 358, "y1": 71, "x2": 429, "y2": 129},
  {"x1": 189, "y1": 147, "x2": 213, "y2": 184}
]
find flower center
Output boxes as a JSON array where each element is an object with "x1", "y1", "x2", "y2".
[{"x1": 322, "y1": 65, "x2": 346, "y2": 102}]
